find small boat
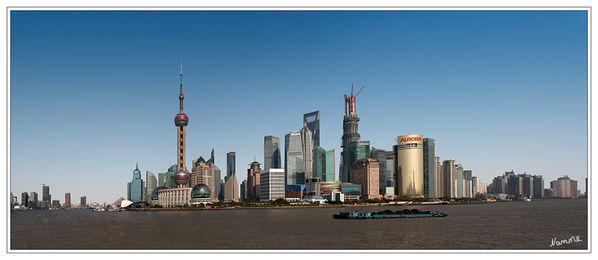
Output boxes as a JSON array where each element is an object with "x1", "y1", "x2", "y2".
[{"x1": 333, "y1": 209, "x2": 447, "y2": 219}]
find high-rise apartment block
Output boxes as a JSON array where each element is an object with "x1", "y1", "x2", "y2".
[{"x1": 551, "y1": 176, "x2": 578, "y2": 198}]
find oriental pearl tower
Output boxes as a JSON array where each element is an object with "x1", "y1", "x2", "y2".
[{"x1": 174, "y1": 62, "x2": 190, "y2": 187}]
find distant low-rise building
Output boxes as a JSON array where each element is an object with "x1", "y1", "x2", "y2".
[
  {"x1": 340, "y1": 183, "x2": 362, "y2": 201},
  {"x1": 285, "y1": 184, "x2": 305, "y2": 200}
]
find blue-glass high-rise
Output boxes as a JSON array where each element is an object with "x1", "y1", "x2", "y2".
[{"x1": 129, "y1": 164, "x2": 145, "y2": 202}]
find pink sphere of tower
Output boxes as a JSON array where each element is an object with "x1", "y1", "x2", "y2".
[
  {"x1": 174, "y1": 113, "x2": 188, "y2": 126},
  {"x1": 174, "y1": 170, "x2": 190, "y2": 186}
]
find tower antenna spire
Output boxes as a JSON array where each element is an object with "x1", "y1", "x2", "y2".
[{"x1": 179, "y1": 59, "x2": 184, "y2": 113}]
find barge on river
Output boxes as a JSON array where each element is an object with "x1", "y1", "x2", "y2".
[{"x1": 333, "y1": 209, "x2": 447, "y2": 219}]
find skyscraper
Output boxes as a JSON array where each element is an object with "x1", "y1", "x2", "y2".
[
  {"x1": 130, "y1": 164, "x2": 145, "y2": 202},
  {"x1": 260, "y1": 168, "x2": 285, "y2": 201},
  {"x1": 522, "y1": 174, "x2": 534, "y2": 198},
  {"x1": 325, "y1": 149, "x2": 336, "y2": 182},
  {"x1": 300, "y1": 123, "x2": 314, "y2": 179},
  {"x1": 224, "y1": 174, "x2": 239, "y2": 202},
  {"x1": 347, "y1": 140, "x2": 370, "y2": 181},
  {"x1": 21, "y1": 192, "x2": 29, "y2": 207},
  {"x1": 158, "y1": 172, "x2": 166, "y2": 187},
  {"x1": 315, "y1": 146, "x2": 326, "y2": 181},
  {"x1": 423, "y1": 138, "x2": 436, "y2": 198},
  {"x1": 42, "y1": 185, "x2": 50, "y2": 208},
  {"x1": 146, "y1": 171, "x2": 157, "y2": 202},
  {"x1": 533, "y1": 175, "x2": 545, "y2": 198},
  {"x1": 264, "y1": 136, "x2": 281, "y2": 171},
  {"x1": 454, "y1": 164, "x2": 464, "y2": 198},
  {"x1": 173, "y1": 62, "x2": 190, "y2": 187},
  {"x1": 441, "y1": 160, "x2": 455, "y2": 198},
  {"x1": 350, "y1": 158, "x2": 380, "y2": 200},
  {"x1": 314, "y1": 146, "x2": 335, "y2": 182},
  {"x1": 303, "y1": 111, "x2": 320, "y2": 148},
  {"x1": 64, "y1": 192, "x2": 71, "y2": 208},
  {"x1": 370, "y1": 148, "x2": 388, "y2": 195},
  {"x1": 191, "y1": 157, "x2": 211, "y2": 189},
  {"x1": 285, "y1": 131, "x2": 305, "y2": 185},
  {"x1": 340, "y1": 85, "x2": 364, "y2": 183},
  {"x1": 29, "y1": 192, "x2": 38, "y2": 208},
  {"x1": 247, "y1": 161, "x2": 262, "y2": 201},
  {"x1": 226, "y1": 152, "x2": 236, "y2": 180},
  {"x1": 550, "y1": 176, "x2": 578, "y2": 198},
  {"x1": 240, "y1": 180, "x2": 247, "y2": 202},
  {"x1": 80, "y1": 196, "x2": 87, "y2": 208},
  {"x1": 386, "y1": 151, "x2": 395, "y2": 188},
  {"x1": 463, "y1": 169, "x2": 472, "y2": 198},
  {"x1": 207, "y1": 153, "x2": 221, "y2": 201},
  {"x1": 434, "y1": 157, "x2": 441, "y2": 197},
  {"x1": 395, "y1": 134, "x2": 424, "y2": 197}
]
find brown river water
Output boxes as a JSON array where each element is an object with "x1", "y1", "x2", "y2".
[{"x1": 10, "y1": 199, "x2": 588, "y2": 250}]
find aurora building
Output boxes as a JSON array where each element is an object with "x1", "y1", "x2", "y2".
[{"x1": 394, "y1": 134, "x2": 424, "y2": 197}]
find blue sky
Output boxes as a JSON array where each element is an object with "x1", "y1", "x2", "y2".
[{"x1": 10, "y1": 10, "x2": 588, "y2": 203}]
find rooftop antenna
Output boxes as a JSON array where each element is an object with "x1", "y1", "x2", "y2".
[{"x1": 351, "y1": 83, "x2": 354, "y2": 97}]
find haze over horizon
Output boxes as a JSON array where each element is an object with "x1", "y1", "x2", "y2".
[{"x1": 10, "y1": 10, "x2": 588, "y2": 203}]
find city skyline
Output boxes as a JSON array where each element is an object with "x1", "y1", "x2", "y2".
[{"x1": 10, "y1": 10, "x2": 588, "y2": 203}]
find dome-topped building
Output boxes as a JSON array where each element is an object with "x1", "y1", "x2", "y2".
[
  {"x1": 192, "y1": 184, "x2": 211, "y2": 198},
  {"x1": 191, "y1": 184, "x2": 212, "y2": 205}
]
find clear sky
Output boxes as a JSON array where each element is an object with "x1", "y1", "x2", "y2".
[{"x1": 10, "y1": 10, "x2": 588, "y2": 203}]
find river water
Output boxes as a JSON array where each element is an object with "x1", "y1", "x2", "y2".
[{"x1": 10, "y1": 199, "x2": 588, "y2": 250}]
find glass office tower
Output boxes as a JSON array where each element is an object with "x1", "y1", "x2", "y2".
[
  {"x1": 347, "y1": 140, "x2": 370, "y2": 181},
  {"x1": 285, "y1": 131, "x2": 305, "y2": 185},
  {"x1": 303, "y1": 111, "x2": 320, "y2": 148},
  {"x1": 264, "y1": 135, "x2": 281, "y2": 171},
  {"x1": 423, "y1": 138, "x2": 436, "y2": 198}
]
